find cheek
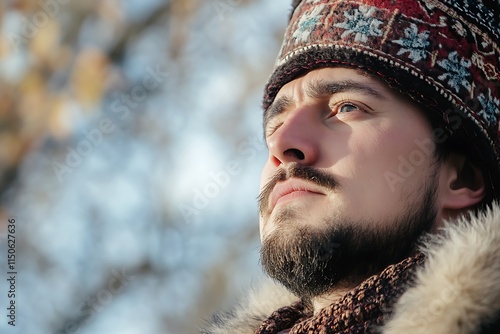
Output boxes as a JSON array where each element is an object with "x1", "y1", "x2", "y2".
[
  {"x1": 343, "y1": 122, "x2": 432, "y2": 215},
  {"x1": 259, "y1": 216, "x2": 265, "y2": 241},
  {"x1": 259, "y1": 160, "x2": 273, "y2": 240},
  {"x1": 356, "y1": 119, "x2": 431, "y2": 174},
  {"x1": 260, "y1": 159, "x2": 275, "y2": 190}
]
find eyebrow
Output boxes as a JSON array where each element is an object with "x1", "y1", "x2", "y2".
[{"x1": 263, "y1": 79, "x2": 388, "y2": 135}]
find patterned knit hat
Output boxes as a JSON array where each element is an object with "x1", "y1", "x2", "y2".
[{"x1": 264, "y1": 0, "x2": 500, "y2": 200}]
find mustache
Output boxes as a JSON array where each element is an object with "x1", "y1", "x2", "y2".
[{"x1": 258, "y1": 163, "x2": 339, "y2": 215}]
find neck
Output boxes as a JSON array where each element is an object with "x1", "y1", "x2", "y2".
[{"x1": 311, "y1": 280, "x2": 359, "y2": 315}]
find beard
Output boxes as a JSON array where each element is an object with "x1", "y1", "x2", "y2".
[{"x1": 259, "y1": 163, "x2": 438, "y2": 299}]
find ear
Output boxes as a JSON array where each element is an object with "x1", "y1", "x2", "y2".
[{"x1": 439, "y1": 153, "x2": 485, "y2": 210}]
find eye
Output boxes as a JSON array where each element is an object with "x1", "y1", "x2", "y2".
[
  {"x1": 338, "y1": 102, "x2": 361, "y2": 113},
  {"x1": 328, "y1": 100, "x2": 367, "y2": 118}
]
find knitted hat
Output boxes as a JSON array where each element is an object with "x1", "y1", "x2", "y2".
[{"x1": 264, "y1": 0, "x2": 500, "y2": 200}]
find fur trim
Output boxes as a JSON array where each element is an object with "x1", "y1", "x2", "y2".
[
  {"x1": 201, "y1": 278, "x2": 299, "y2": 334},
  {"x1": 383, "y1": 203, "x2": 500, "y2": 334}
]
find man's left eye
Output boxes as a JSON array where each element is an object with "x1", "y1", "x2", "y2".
[{"x1": 338, "y1": 103, "x2": 359, "y2": 113}]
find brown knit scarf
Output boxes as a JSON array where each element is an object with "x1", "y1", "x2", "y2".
[{"x1": 255, "y1": 253, "x2": 425, "y2": 334}]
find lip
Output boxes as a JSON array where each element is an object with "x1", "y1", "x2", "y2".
[{"x1": 269, "y1": 178, "x2": 325, "y2": 211}]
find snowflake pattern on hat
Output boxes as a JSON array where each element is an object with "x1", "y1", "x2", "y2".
[
  {"x1": 393, "y1": 23, "x2": 430, "y2": 63},
  {"x1": 437, "y1": 51, "x2": 472, "y2": 93},
  {"x1": 292, "y1": 4, "x2": 326, "y2": 43},
  {"x1": 333, "y1": 5, "x2": 383, "y2": 43},
  {"x1": 478, "y1": 89, "x2": 500, "y2": 125}
]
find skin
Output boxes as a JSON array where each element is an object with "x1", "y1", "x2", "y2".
[{"x1": 258, "y1": 67, "x2": 485, "y2": 313}]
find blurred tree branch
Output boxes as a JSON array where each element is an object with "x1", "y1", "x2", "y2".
[{"x1": 109, "y1": 2, "x2": 172, "y2": 63}]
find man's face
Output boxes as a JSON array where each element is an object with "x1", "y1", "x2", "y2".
[{"x1": 258, "y1": 67, "x2": 441, "y2": 297}]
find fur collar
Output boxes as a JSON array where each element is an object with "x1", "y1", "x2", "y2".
[
  {"x1": 382, "y1": 205, "x2": 500, "y2": 333},
  {"x1": 203, "y1": 204, "x2": 500, "y2": 334},
  {"x1": 202, "y1": 278, "x2": 298, "y2": 334}
]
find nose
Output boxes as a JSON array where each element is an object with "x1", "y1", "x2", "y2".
[{"x1": 267, "y1": 107, "x2": 320, "y2": 167}]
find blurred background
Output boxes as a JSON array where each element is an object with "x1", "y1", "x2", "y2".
[{"x1": 0, "y1": 0, "x2": 290, "y2": 333}]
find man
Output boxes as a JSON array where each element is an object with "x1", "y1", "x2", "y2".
[{"x1": 203, "y1": 0, "x2": 500, "y2": 333}]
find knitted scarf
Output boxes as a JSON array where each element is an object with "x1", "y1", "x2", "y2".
[{"x1": 255, "y1": 253, "x2": 425, "y2": 334}]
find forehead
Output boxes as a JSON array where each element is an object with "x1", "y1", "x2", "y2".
[{"x1": 275, "y1": 67, "x2": 393, "y2": 99}]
